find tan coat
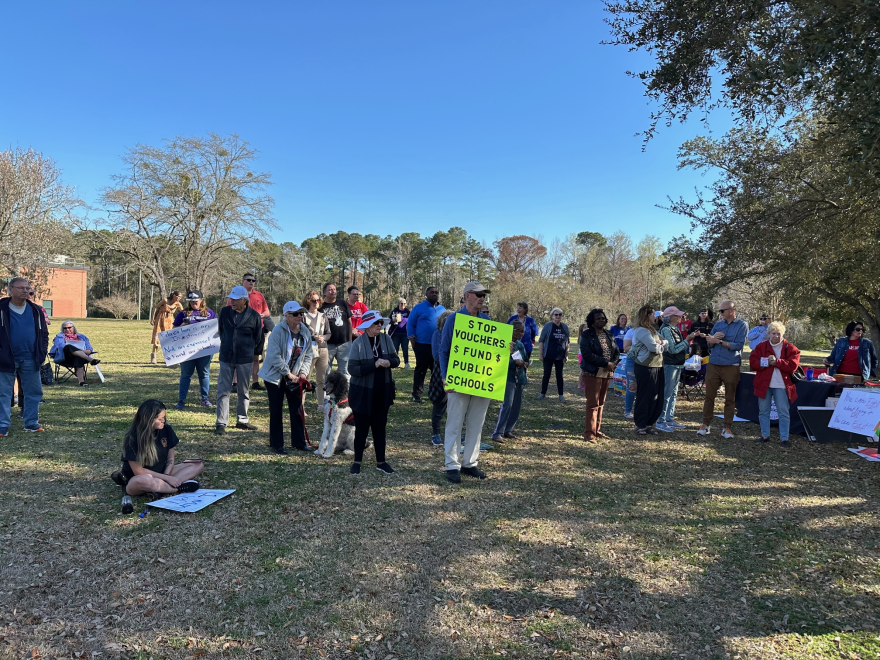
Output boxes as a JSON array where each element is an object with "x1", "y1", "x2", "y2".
[{"x1": 150, "y1": 300, "x2": 183, "y2": 349}]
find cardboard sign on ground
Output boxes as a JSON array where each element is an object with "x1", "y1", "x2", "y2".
[{"x1": 146, "y1": 489, "x2": 236, "y2": 513}]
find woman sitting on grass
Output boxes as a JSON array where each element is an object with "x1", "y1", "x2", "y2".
[{"x1": 111, "y1": 399, "x2": 203, "y2": 513}]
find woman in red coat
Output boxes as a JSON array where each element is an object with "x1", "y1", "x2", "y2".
[{"x1": 749, "y1": 321, "x2": 800, "y2": 447}]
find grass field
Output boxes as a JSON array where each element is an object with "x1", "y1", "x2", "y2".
[{"x1": 1, "y1": 319, "x2": 878, "y2": 660}]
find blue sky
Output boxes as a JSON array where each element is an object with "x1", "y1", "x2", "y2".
[{"x1": 0, "y1": 1, "x2": 726, "y2": 248}]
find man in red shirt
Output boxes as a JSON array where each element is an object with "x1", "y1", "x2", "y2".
[
  {"x1": 227, "y1": 273, "x2": 272, "y2": 389},
  {"x1": 347, "y1": 286, "x2": 368, "y2": 338}
]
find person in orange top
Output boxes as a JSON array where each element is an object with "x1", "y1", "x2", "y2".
[{"x1": 749, "y1": 321, "x2": 800, "y2": 447}]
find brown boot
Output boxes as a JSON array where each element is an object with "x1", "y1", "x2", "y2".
[{"x1": 150, "y1": 352, "x2": 157, "y2": 364}]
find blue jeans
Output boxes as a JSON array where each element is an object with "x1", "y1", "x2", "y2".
[
  {"x1": 758, "y1": 387, "x2": 790, "y2": 440},
  {"x1": 661, "y1": 364, "x2": 684, "y2": 423},
  {"x1": 325, "y1": 342, "x2": 351, "y2": 379},
  {"x1": 0, "y1": 358, "x2": 42, "y2": 430},
  {"x1": 624, "y1": 363, "x2": 636, "y2": 415},
  {"x1": 179, "y1": 354, "x2": 213, "y2": 402},
  {"x1": 493, "y1": 379, "x2": 523, "y2": 436}
]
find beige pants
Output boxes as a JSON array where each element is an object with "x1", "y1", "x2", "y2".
[{"x1": 308, "y1": 346, "x2": 329, "y2": 406}]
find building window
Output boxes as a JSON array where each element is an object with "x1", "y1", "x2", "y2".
[{"x1": 43, "y1": 300, "x2": 53, "y2": 317}]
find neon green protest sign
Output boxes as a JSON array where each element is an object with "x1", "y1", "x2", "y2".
[{"x1": 446, "y1": 314, "x2": 513, "y2": 401}]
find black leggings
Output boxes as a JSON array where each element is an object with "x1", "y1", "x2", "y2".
[
  {"x1": 541, "y1": 358, "x2": 565, "y2": 395},
  {"x1": 353, "y1": 410, "x2": 388, "y2": 463},
  {"x1": 431, "y1": 399, "x2": 447, "y2": 435}
]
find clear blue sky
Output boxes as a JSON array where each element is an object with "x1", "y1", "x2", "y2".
[{"x1": 0, "y1": 1, "x2": 726, "y2": 248}]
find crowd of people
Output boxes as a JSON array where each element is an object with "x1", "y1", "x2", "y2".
[{"x1": 3, "y1": 273, "x2": 878, "y2": 514}]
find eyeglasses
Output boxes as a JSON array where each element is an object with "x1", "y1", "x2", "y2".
[
  {"x1": 288, "y1": 311, "x2": 303, "y2": 317},
  {"x1": 553, "y1": 313, "x2": 562, "y2": 317},
  {"x1": 472, "y1": 292, "x2": 486, "y2": 298},
  {"x1": 855, "y1": 327, "x2": 865, "y2": 332},
  {"x1": 719, "y1": 308, "x2": 733, "y2": 313},
  {"x1": 311, "y1": 298, "x2": 321, "y2": 303},
  {"x1": 244, "y1": 278, "x2": 255, "y2": 282},
  {"x1": 62, "y1": 326, "x2": 73, "y2": 330}
]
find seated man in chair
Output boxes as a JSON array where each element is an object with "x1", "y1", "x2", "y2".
[{"x1": 50, "y1": 321, "x2": 100, "y2": 386}]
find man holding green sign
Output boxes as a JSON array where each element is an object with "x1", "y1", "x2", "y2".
[{"x1": 439, "y1": 282, "x2": 513, "y2": 483}]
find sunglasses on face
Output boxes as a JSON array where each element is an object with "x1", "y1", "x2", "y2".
[
  {"x1": 855, "y1": 328, "x2": 865, "y2": 332},
  {"x1": 472, "y1": 292, "x2": 486, "y2": 298},
  {"x1": 719, "y1": 308, "x2": 732, "y2": 313},
  {"x1": 288, "y1": 311, "x2": 303, "y2": 317},
  {"x1": 244, "y1": 278, "x2": 255, "y2": 282},
  {"x1": 62, "y1": 326, "x2": 73, "y2": 330}
]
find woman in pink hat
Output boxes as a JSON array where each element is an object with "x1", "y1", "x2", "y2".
[{"x1": 657, "y1": 306, "x2": 691, "y2": 432}]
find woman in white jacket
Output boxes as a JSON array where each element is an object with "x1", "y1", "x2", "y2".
[
  {"x1": 258, "y1": 302, "x2": 315, "y2": 454},
  {"x1": 631, "y1": 304, "x2": 668, "y2": 436}
]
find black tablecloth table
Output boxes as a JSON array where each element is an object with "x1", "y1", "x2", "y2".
[{"x1": 734, "y1": 372, "x2": 838, "y2": 436}]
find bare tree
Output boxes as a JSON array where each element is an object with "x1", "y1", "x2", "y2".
[
  {"x1": 87, "y1": 134, "x2": 277, "y2": 299},
  {"x1": 0, "y1": 148, "x2": 80, "y2": 278}
]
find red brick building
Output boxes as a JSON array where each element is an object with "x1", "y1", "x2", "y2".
[{"x1": 34, "y1": 259, "x2": 90, "y2": 319}]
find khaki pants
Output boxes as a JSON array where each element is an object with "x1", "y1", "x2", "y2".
[
  {"x1": 444, "y1": 391, "x2": 490, "y2": 471},
  {"x1": 701, "y1": 364, "x2": 741, "y2": 427},
  {"x1": 308, "y1": 346, "x2": 329, "y2": 406}
]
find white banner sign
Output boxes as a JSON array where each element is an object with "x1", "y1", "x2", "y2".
[
  {"x1": 157, "y1": 319, "x2": 221, "y2": 366},
  {"x1": 828, "y1": 388, "x2": 880, "y2": 437},
  {"x1": 146, "y1": 489, "x2": 236, "y2": 513}
]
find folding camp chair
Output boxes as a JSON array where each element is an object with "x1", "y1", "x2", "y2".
[
  {"x1": 54, "y1": 357, "x2": 89, "y2": 384},
  {"x1": 679, "y1": 361, "x2": 707, "y2": 401}
]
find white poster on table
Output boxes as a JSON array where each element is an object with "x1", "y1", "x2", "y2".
[
  {"x1": 828, "y1": 389, "x2": 880, "y2": 438},
  {"x1": 157, "y1": 319, "x2": 221, "y2": 366},
  {"x1": 146, "y1": 489, "x2": 236, "y2": 513}
]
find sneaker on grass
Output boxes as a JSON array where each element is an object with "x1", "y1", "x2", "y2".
[
  {"x1": 446, "y1": 469, "x2": 461, "y2": 483},
  {"x1": 24, "y1": 425, "x2": 44, "y2": 432},
  {"x1": 177, "y1": 480, "x2": 200, "y2": 493},
  {"x1": 0, "y1": 427, "x2": 10, "y2": 437},
  {"x1": 350, "y1": 463, "x2": 361, "y2": 475},
  {"x1": 214, "y1": 424, "x2": 226, "y2": 436},
  {"x1": 431, "y1": 434, "x2": 443, "y2": 446},
  {"x1": 655, "y1": 422, "x2": 674, "y2": 433},
  {"x1": 668, "y1": 420, "x2": 687, "y2": 429},
  {"x1": 235, "y1": 421, "x2": 258, "y2": 431},
  {"x1": 376, "y1": 462, "x2": 395, "y2": 475}
]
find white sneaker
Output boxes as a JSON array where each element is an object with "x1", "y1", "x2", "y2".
[
  {"x1": 697, "y1": 426, "x2": 711, "y2": 436},
  {"x1": 721, "y1": 429, "x2": 735, "y2": 439}
]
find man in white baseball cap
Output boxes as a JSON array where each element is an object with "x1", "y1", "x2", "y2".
[
  {"x1": 438, "y1": 281, "x2": 492, "y2": 483},
  {"x1": 215, "y1": 285, "x2": 263, "y2": 435}
]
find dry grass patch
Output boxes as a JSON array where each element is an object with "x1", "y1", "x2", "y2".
[{"x1": 0, "y1": 319, "x2": 878, "y2": 659}]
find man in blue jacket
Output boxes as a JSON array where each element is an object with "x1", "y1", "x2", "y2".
[
  {"x1": 0, "y1": 277, "x2": 50, "y2": 435},
  {"x1": 439, "y1": 281, "x2": 492, "y2": 483},
  {"x1": 407, "y1": 286, "x2": 445, "y2": 403}
]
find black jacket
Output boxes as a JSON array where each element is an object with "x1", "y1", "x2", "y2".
[
  {"x1": 0, "y1": 298, "x2": 49, "y2": 373},
  {"x1": 578, "y1": 327, "x2": 620, "y2": 376},
  {"x1": 348, "y1": 333, "x2": 400, "y2": 416},
  {"x1": 218, "y1": 305, "x2": 262, "y2": 365}
]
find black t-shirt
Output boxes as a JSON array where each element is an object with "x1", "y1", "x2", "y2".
[
  {"x1": 320, "y1": 301, "x2": 352, "y2": 346},
  {"x1": 120, "y1": 424, "x2": 180, "y2": 477},
  {"x1": 545, "y1": 323, "x2": 569, "y2": 361}
]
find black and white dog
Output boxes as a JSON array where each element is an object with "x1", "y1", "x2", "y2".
[{"x1": 316, "y1": 370, "x2": 365, "y2": 457}]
